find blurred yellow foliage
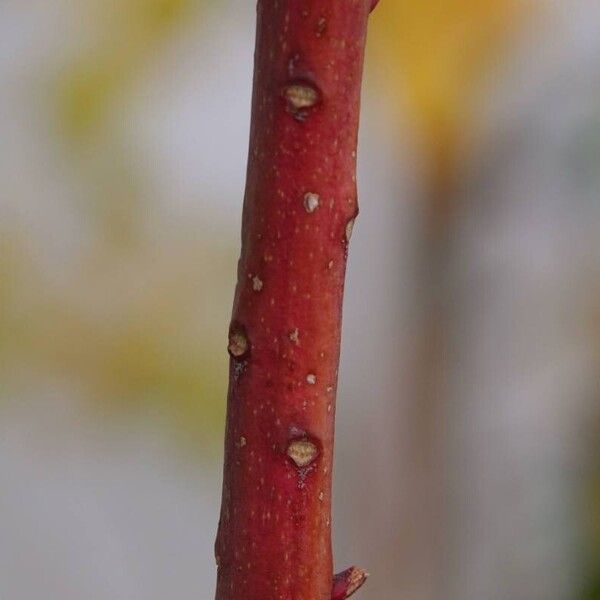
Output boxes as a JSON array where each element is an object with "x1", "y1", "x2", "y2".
[
  {"x1": 369, "y1": 0, "x2": 527, "y2": 174},
  {"x1": 0, "y1": 228, "x2": 234, "y2": 454},
  {"x1": 2, "y1": 0, "x2": 232, "y2": 453},
  {"x1": 57, "y1": 0, "x2": 199, "y2": 140}
]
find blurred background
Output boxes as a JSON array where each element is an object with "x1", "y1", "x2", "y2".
[{"x1": 1, "y1": 0, "x2": 599, "y2": 598}]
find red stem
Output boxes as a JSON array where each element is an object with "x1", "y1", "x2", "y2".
[{"x1": 215, "y1": 1, "x2": 375, "y2": 598}]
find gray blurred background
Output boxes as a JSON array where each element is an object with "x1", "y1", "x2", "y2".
[{"x1": 1, "y1": 1, "x2": 599, "y2": 598}]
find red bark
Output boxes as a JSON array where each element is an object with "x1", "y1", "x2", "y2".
[{"x1": 215, "y1": 1, "x2": 376, "y2": 598}]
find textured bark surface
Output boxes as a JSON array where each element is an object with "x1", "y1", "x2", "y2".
[{"x1": 215, "y1": 1, "x2": 375, "y2": 598}]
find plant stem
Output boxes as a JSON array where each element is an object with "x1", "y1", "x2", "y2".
[{"x1": 215, "y1": 1, "x2": 376, "y2": 598}]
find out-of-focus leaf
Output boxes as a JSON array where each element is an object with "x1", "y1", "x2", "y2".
[
  {"x1": 0, "y1": 224, "x2": 235, "y2": 455},
  {"x1": 369, "y1": 0, "x2": 529, "y2": 161},
  {"x1": 56, "y1": 0, "x2": 201, "y2": 141}
]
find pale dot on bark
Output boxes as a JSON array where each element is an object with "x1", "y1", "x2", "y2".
[
  {"x1": 287, "y1": 439, "x2": 318, "y2": 467},
  {"x1": 303, "y1": 192, "x2": 320, "y2": 213},
  {"x1": 252, "y1": 275, "x2": 263, "y2": 291},
  {"x1": 316, "y1": 17, "x2": 327, "y2": 36}
]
